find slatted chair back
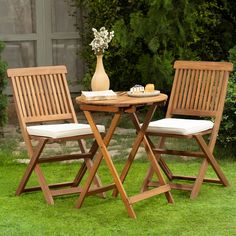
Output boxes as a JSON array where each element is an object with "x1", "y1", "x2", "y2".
[
  {"x1": 166, "y1": 61, "x2": 233, "y2": 119},
  {"x1": 7, "y1": 65, "x2": 77, "y2": 127},
  {"x1": 166, "y1": 61, "x2": 233, "y2": 150}
]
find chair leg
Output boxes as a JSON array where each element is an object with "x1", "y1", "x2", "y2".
[
  {"x1": 84, "y1": 158, "x2": 106, "y2": 198},
  {"x1": 75, "y1": 151, "x2": 104, "y2": 209},
  {"x1": 190, "y1": 159, "x2": 209, "y2": 199},
  {"x1": 16, "y1": 138, "x2": 47, "y2": 196},
  {"x1": 72, "y1": 162, "x2": 87, "y2": 187},
  {"x1": 72, "y1": 140, "x2": 98, "y2": 187},
  {"x1": 141, "y1": 136, "x2": 173, "y2": 192},
  {"x1": 73, "y1": 139, "x2": 106, "y2": 198},
  {"x1": 195, "y1": 135, "x2": 229, "y2": 186},
  {"x1": 34, "y1": 165, "x2": 54, "y2": 204}
]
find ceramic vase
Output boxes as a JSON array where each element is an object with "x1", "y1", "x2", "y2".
[{"x1": 91, "y1": 54, "x2": 110, "y2": 91}]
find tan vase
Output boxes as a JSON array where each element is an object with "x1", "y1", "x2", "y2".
[{"x1": 91, "y1": 54, "x2": 110, "y2": 91}]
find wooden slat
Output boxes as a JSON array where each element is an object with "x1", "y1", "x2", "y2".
[
  {"x1": 7, "y1": 65, "x2": 67, "y2": 77},
  {"x1": 86, "y1": 183, "x2": 116, "y2": 196},
  {"x1": 177, "y1": 68, "x2": 187, "y2": 109},
  {"x1": 206, "y1": 70, "x2": 215, "y2": 111},
  {"x1": 22, "y1": 182, "x2": 74, "y2": 193},
  {"x1": 79, "y1": 104, "x2": 120, "y2": 113},
  {"x1": 24, "y1": 75, "x2": 36, "y2": 117},
  {"x1": 14, "y1": 76, "x2": 27, "y2": 118},
  {"x1": 37, "y1": 75, "x2": 48, "y2": 116},
  {"x1": 41, "y1": 75, "x2": 53, "y2": 115},
  {"x1": 38, "y1": 153, "x2": 92, "y2": 163},
  {"x1": 53, "y1": 74, "x2": 65, "y2": 114},
  {"x1": 210, "y1": 71, "x2": 219, "y2": 111},
  {"x1": 193, "y1": 69, "x2": 203, "y2": 110},
  {"x1": 129, "y1": 184, "x2": 171, "y2": 204},
  {"x1": 169, "y1": 69, "x2": 182, "y2": 115},
  {"x1": 202, "y1": 70, "x2": 212, "y2": 111},
  {"x1": 172, "y1": 108, "x2": 216, "y2": 117},
  {"x1": 61, "y1": 73, "x2": 76, "y2": 122},
  {"x1": 189, "y1": 69, "x2": 199, "y2": 109},
  {"x1": 46, "y1": 74, "x2": 57, "y2": 114},
  {"x1": 181, "y1": 69, "x2": 191, "y2": 109},
  {"x1": 49, "y1": 74, "x2": 61, "y2": 114},
  {"x1": 153, "y1": 148, "x2": 205, "y2": 157},
  {"x1": 32, "y1": 75, "x2": 44, "y2": 115},
  {"x1": 24, "y1": 113, "x2": 73, "y2": 123},
  {"x1": 58, "y1": 73, "x2": 70, "y2": 113},
  {"x1": 29, "y1": 75, "x2": 40, "y2": 116},
  {"x1": 51, "y1": 187, "x2": 82, "y2": 196},
  {"x1": 172, "y1": 175, "x2": 222, "y2": 184},
  {"x1": 174, "y1": 60, "x2": 233, "y2": 71},
  {"x1": 148, "y1": 181, "x2": 193, "y2": 191},
  {"x1": 197, "y1": 70, "x2": 207, "y2": 110},
  {"x1": 214, "y1": 71, "x2": 224, "y2": 111}
]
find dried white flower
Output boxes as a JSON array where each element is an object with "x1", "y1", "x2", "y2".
[{"x1": 90, "y1": 27, "x2": 114, "y2": 55}]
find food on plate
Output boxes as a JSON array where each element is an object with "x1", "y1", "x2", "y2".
[
  {"x1": 130, "y1": 85, "x2": 145, "y2": 94},
  {"x1": 144, "y1": 83, "x2": 155, "y2": 92},
  {"x1": 130, "y1": 83, "x2": 156, "y2": 95}
]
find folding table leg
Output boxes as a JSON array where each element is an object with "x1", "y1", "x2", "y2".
[
  {"x1": 75, "y1": 111, "x2": 137, "y2": 218},
  {"x1": 112, "y1": 104, "x2": 157, "y2": 197},
  {"x1": 112, "y1": 105, "x2": 174, "y2": 204},
  {"x1": 72, "y1": 140, "x2": 105, "y2": 198}
]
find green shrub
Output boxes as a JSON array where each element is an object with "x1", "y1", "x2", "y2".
[
  {"x1": 69, "y1": 0, "x2": 200, "y2": 92},
  {"x1": 217, "y1": 46, "x2": 236, "y2": 155},
  {"x1": 0, "y1": 41, "x2": 7, "y2": 127},
  {"x1": 69, "y1": 0, "x2": 236, "y2": 93},
  {"x1": 69, "y1": 0, "x2": 236, "y2": 155}
]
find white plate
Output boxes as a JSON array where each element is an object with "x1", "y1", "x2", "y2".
[{"x1": 127, "y1": 90, "x2": 160, "y2": 97}]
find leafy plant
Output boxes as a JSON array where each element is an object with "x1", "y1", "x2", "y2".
[
  {"x1": 69, "y1": 0, "x2": 236, "y2": 91},
  {"x1": 68, "y1": 0, "x2": 236, "y2": 154},
  {"x1": 0, "y1": 40, "x2": 8, "y2": 127},
  {"x1": 217, "y1": 45, "x2": 236, "y2": 155}
]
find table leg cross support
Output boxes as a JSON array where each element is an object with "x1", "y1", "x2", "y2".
[
  {"x1": 112, "y1": 104, "x2": 174, "y2": 204},
  {"x1": 75, "y1": 104, "x2": 174, "y2": 219}
]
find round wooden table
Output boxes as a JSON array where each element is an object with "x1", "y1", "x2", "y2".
[{"x1": 75, "y1": 92, "x2": 174, "y2": 218}]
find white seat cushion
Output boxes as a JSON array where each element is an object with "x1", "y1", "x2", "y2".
[
  {"x1": 27, "y1": 123, "x2": 105, "y2": 139},
  {"x1": 147, "y1": 118, "x2": 214, "y2": 135}
]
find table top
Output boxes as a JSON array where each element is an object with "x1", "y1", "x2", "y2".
[{"x1": 76, "y1": 92, "x2": 168, "y2": 108}]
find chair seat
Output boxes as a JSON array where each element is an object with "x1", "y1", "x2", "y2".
[
  {"x1": 147, "y1": 118, "x2": 214, "y2": 135},
  {"x1": 27, "y1": 123, "x2": 105, "y2": 139}
]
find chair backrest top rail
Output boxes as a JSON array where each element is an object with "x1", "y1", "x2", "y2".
[
  {"x1": 174, "y1": 60, "x2": 233, "y2": 71},
  {"x1": 7, "y1": 65, "x2": 67, "y2": 77}
]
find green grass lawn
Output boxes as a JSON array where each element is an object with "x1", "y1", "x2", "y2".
[{"x1": 0, "y1": 136, "x2": 236, "y2": 236}]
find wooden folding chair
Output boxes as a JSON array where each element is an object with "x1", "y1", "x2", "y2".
[
  {"x1": 7, "y1": 65, "x2": 105, "y2": 204},
  {"x1": 142, "y1": 60, "x2": 233, "y2": 199}
]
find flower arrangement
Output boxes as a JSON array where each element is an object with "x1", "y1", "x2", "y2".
[{"x1": 90, "y1": 27, "x2": 114, "y2": 55}]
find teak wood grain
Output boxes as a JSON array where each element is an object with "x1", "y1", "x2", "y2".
[
  {"x1": 76, "y1": 92, "x2": 174, "y2": 219},
  {"x1": 7, "y1": 65, "x2": 105, "y2": 204},
  {"x1": 142, "y1": 60, "x2": 233, "y2": 199}
]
